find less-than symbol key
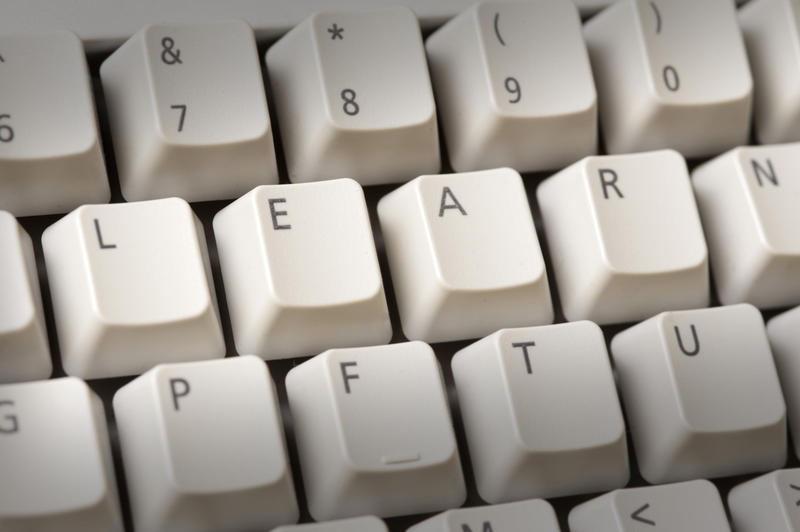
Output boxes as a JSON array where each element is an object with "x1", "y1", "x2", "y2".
[{"x1": 631, "y1": 503, "x2": 656, "y2": 526}]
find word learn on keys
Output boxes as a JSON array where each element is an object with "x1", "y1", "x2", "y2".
[{"x1": 5, "y1": 0, "x2": 800, "y2": 531}]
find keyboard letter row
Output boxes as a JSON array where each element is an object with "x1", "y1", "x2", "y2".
[{"x1": 6, "y1": 141, "x2": 800, "y2": 379}]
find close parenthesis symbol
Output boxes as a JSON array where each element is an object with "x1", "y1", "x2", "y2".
[
  {"x1": 494, "y1": 12, "x2": 506, "y2": 46},
  {"x1": 650, "y1": 2, "x2": 662, "y2": 34}
]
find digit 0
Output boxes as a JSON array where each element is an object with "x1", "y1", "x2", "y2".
[
  {"x1": 662, "y1": 65, "x2": 679, "y2": 92},
  {"x1": 341, "y1": 89, "x2": 360, "y2": 116}
]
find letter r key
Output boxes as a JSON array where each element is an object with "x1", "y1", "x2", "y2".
[{"x1": 537, "y1": 150, "x2": 708, "y2": 325}]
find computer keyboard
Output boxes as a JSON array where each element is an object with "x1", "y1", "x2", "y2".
[{"x1": 3, "y1": 0, "x2": 800, "y2": 531}]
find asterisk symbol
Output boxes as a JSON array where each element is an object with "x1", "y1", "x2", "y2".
[{"x1": 328, "y1": 23, "x2": 344, "y2": 40}]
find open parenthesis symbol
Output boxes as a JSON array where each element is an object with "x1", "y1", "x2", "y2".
[{"x1": 494, "y1": 12, "x2": 506, "y2": 46}]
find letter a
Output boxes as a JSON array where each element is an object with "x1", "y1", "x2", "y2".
[{"x1": 439, "y1": 187, "x2": 467, "y2": 217}]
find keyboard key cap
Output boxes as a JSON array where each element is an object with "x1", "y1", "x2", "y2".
[
  {"x1": 0, "y1": 31, "x2": 109, "y2": 217},
  {"x1": 611, "y1": 304, "x2": 786, "y2": 484},
  {"x1": 286, "y1": 342, "x2": 466, "y2": 520},
  {"x1": 584, "y1": 0, "x2": 752, "y2": 157},
  {"x1": 101, "y1": 20, "x2": 278, "y2": 202},
  {"x1": 0, "y1": 378, "x2": 123, "y2": 531},
  {"x1": 407, "y1": 499, "x2": 559, "y2": 532},
  {"x1": 213, "y1": 179, "x2": 391, "y2": 359},
  {"x1": 378, "y1": 168, "x2": 552, "y2": 343},
  {"x1": 768, "y1": 306, "x2": 800, "y2": 460},
  {"x1": 729, "y1": 468, "x2": 800, "y2": 532},
  {"x1": 0, "y1": 211, "x2": 51, "y2": 383},
  {"x1": 452, "y1": 322, "x2": 628, "y2": 502},
  {"x1": 114, "y1": 356, "x2": 298, "y2": 532},
  {"x1": 42, "y1": 198, "x2": 225, "y2": 379},
  {"x1": 426, "y1": 0, "x2": 596, "y2": 173},
  {"x1": 740, "y1": 0, "x2": 800, "y2": 144},
  {"x1": 692, "y1": 143, "x2": 800, "y2": 308},
  {"x1": 569, "y1": 480, "x2": 731, "y2": 532},
  {"x1": 272, "y1": 516, "x2": 387, "y2": 532},
  {"x1": 265, "y1": 7, "x2": 439, "y2": 185},
  {"x1": 537, "y1": 150, "x2": 708, "y2": 325}
]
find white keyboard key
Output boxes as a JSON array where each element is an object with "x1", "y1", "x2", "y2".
[
  {"x1": 286, "y1": 342, "x2": 466, "y2": 520},
  {"x1": 426, "y1": 0, "x2": 596, "y2": 173},
  {"x1": 214, "y1": 179, "x2": 391, "y2": 359},
  {"x1": 693, "y1": 143, "x2": 800, "y2": 308},
  {"x1": 272, "y1": 516, "x2": 387, "y2": 532},
  {"x1": 0, "y1": 31, "x2": 109, "y2": 217},
  {"x1": 768, "y1": 306, "x2": 800, "y2": 459},
  {"x1": 729, "y1": 468, "x2": 800, "y2": 532},
  {"x1": 741, "y1": 0, "x2": 800, "y2": 143},
  {"x1": 452, "y1": 322, "x2": 628, "y2": 503},
  {"x1": 0, "y1": 212, "x2": 51, "y2": 383},
  {"x1": 0, "y1": 378, "x2": 123, "y2": 531},
  {"x1": 408, "y1": 499, "x2": 559, "y2": 532},
  {"x1": 114, "y1": 356, "x2": 298, "y2": 532},
  {"x1": 42, "y1": 198, "x2": 225, "y2": 379},
  {"x1": 101, "y1": 20, "x2": 277, "y2": 202},
  {"x1": 584, "y1": 0, "x2": 752, "y2": 157},
  {"x1": 265, "y1": 7, "x2": 439, "y2": 185},
  {"x1": 378, "y1": 168, "x2": 552, "y2": 343},
  {"x1": 536, "y1": 150, "x2": 708, "y2": 325},
  {"x1": 569, "y1": 480, "x2": 730, "y2": 532},
  {"x1": 611, "y1": 304, "x2": 786, "y2": 484}
]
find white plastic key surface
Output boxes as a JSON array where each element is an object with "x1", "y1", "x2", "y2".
[
  {"x1": 285, "y1": 342, "x2": 466, "y2": 521},
  {"x1": 407, "y1": 499, "x2": 559, "y2": 532},
  {"x1": 0, "y1": 378, "x2": 123, "y2": 532},
  {"x1": 0, "y1": 31, "x2": 108, "y2": 217},
  {"x1": 537, "y1": 150, "x2": 708, "y2": 325},
  {"x1": 213, "y1": 179, "x2": 391, "y2": 360},
  {"x1": 692, "y1": 143, "x2": 800, "y2": 309},
  {"x1": 426, "y1": 0, "x2": 596, "y2": 173},
  {"x1": 452, "y1": 322, "x2": 628, "y2": 503},
  {"x1": 611, "y1": 304, "x2": 786, "y2": 484},
  {"x1": 101, "y1": 20, "x2": 277, "y2": 202},
  {"x1": 0, "y1": 211, "x2": 51, "y2": 383},
  {"x1": 729, "y1": 468, "x2": 800, "y2": 532},
  {"x1": 272, "y1": 516, "x2": 388, "y2": 532},
  {"x1": 42, "y1": 198, "x2": 225, "y2": 379},
  {"x1": 0, "y1": 1, "x2": 614, "y2": 53},
  {"x1": 266, "y1": 7, "x2": 439, "y2": 185},
  {"x1": 584, "y1": 0, "x2": 752, "y2": 157},
  {"x1": 114, "y1": 356, "x2": 298, "y2": 532},
  {"x1": 740, "y1": 0, "x2": 800, "y2": 143},
  {"x1": 378, "y1": 168, "x2": 552, "y2": 343},
  {"x1": 768, "y1": 306, "x2": 800, "y2": 460},
  {"x1": 569, "y1": 480, "x2": 731, "y2": 532}
]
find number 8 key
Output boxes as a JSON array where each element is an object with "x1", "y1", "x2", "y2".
[{"x1": 266, "y1": 7, "x2": 440, "y2": 185}]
